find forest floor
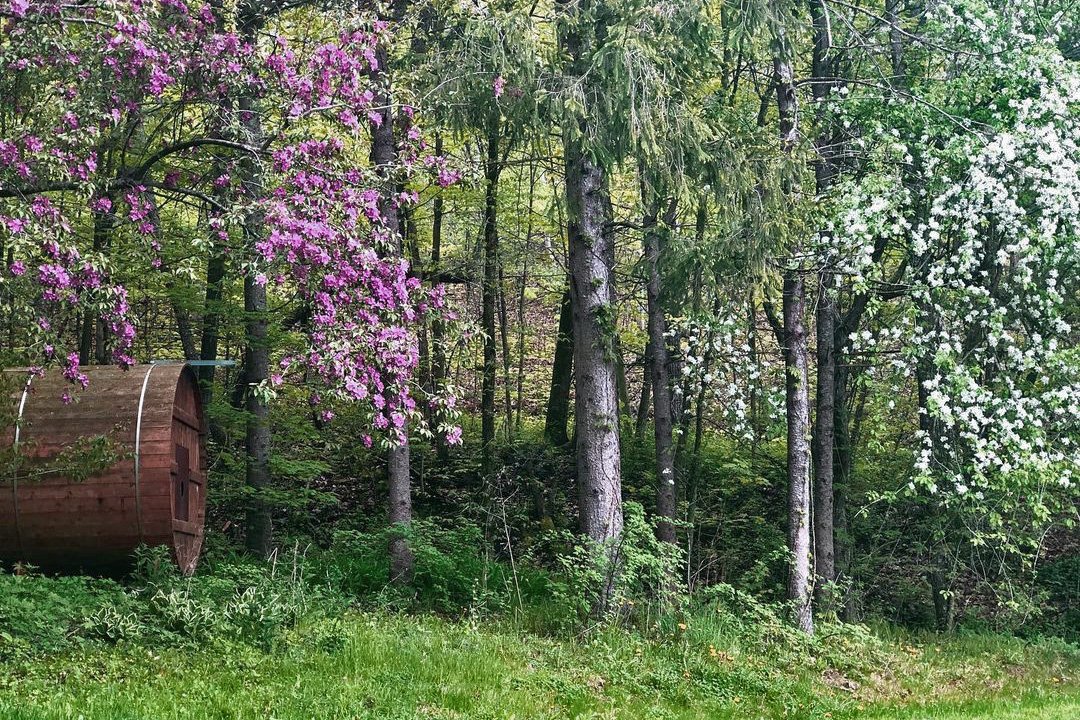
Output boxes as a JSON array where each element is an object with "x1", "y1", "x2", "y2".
[{"x1": 0, "y1": 611, "x2": 1076, "y2": 720}]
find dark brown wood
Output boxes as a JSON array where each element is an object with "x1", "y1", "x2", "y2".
[{"x1": 0, "y1": 363, "x2": 207, "y2": 574}]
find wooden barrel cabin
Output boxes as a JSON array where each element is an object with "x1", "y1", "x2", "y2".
[{"x1": 0, "y1": 363, "x2": 206, "y2": 575}]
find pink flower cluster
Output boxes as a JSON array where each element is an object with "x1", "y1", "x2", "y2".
[{"x1": 0, "y1": 1, "x2": 459, "y2": 443}]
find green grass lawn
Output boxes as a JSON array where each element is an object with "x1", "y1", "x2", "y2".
[{"x1": 0, "y1": 613, "x2": 1076, "y2": 719}]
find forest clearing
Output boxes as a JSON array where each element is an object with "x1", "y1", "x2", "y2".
[{"x1": 0, "y1": 0, "x2": 1078, "y2": 718}]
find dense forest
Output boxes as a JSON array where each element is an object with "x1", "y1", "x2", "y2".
[{"x1": 1, "y1": 1, "x2": 1079, "y2": 718}]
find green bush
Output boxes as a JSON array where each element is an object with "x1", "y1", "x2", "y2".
[{"x1": 319, "y1": 518, "x2": 538, "y2": 616}]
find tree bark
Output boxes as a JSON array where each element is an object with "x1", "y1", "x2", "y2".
[
  {"x1": 370, "y1": 16, "x2": 413, "y2": 584},
  {"x1": 514, "y1": 256, "x2": 529, "y2": 431},
  {"x1": 242, "y1": 273, "x2": 272, "y2": 558},
  {"x1": 784, "y1": 272, "x2": 814, "y2": 635},
  {"x1": 634, "y1": 354, "x2": 651, "y2": 440},
  {"x1": 544, "y1": 286, "x2": 574, "y2": 446},
  {"x1": 813, "y1": 290, "x2": 837, "y2": 610},
  {"x1": 198, "y1": 252, "x2": 226, "y2": 408},
  {"x1": 481, "y1": 120, "x2": 501, "y2": 482},
  {"x1": 567, "y1": 137, "x2": 624, "y2": 610},
  {"x1": 641, "y1": 181, "x2": 677, "y2": 545},
  {"x1": 80, "y1": 206, "x2": 112, "y2": 365},
  {"x1": 237, "y1": 10, "x2": 272, "y2": 558},
  {"x1": 772, "y1": 9, "x2": 813, "y2": 633},
  {"x1": 561, "y1": 0, "x2": 624, "y2": 612},
  {"x1": 809, "y1": 0, "x2": 839, "y2": 619},
  {"x1": 498, "y1": 263, "x2": 514, "y2": 440},
  {"x1": 430, "y1": 136, "x2": 449, "y2": 462}
]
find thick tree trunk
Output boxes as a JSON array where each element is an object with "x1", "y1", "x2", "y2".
[
  {"x1": 544, "y1": 286, "x2": 574, "y2": 446},
  {"x1": 642, "y1": 184, "x2": 676, "y2": 545},
  {"x1": 784, "y1": 272, "x2": 814, "y2": 635},
  {"x1": 481, "y1": 121, "x2": 501, "y2": 482},
  {"x1": 370, "y1": 25, "x2": 414, "y2": 584},
  {"x1": 567, "y1": 138, "x2": 623, "y2": 607}
]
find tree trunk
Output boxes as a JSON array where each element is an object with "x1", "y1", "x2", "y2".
[
  {"x1": 613, "y1": 333, "x2": 632, "y2": 419},
  {"x1": 567, "y1": 137, "x2": 624, "y2": 610},
  {"x1": 370, "y1": 20, "x2": 413, "y2": 584},
  {"x1": 809, "y1": 0, "x2": 839, "y2": 619},
  {"x1": 430, "y1": 138, "x2": 449, "y2": 462},
  {"x1": 198, "y1": 252, "x2": 227, "y2": 408},
  {"x1": 514, "y1": 256, "x2": 528, "y2": 431},
  {"x1": 171, "y1": 293, "x2": 198, "y2": 360},
  {"x1": 771, "y1": 6, "x2": 813, "y2": 634},
  {"x1": 813, "y1": 291, "x2": 836, "y2": 612},
  {"x1": 834, "y1": 362, "x2": 856, "y2": 620},
  {"x1": 481, "y1": 121, "x2": 501, "y2": 482},
  {"x1": 560, "y1": 0, "x2": 624, "y2": 605},
  {"x1": 80, "y1": 206, "x2": 112, "y2": 365},
  {"x1": 242, "y1": 273, "x2": 272, "y2": 557},
  {"x1": 634, "y1": 354, "x2": 651, "y2": 440},
  {"x1": 544, "y1": 286, "x2": 574, "y2": 446},
  {"x1": 784, "y1": 272, "x2": 814, "y2": 635},
  {"x1": 498, "y1": 264, "x2": 514, "y2": 440},
  {"x1": 642, "y1": 183, "x2": 676, "y2": 545},
  {"x1": 237, "y1": 11, "x2": 271, "y2": 558}
]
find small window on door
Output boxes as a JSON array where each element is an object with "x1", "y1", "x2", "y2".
[{"x1": 174, "y1": 444, "x2": 190, "y2": 522}]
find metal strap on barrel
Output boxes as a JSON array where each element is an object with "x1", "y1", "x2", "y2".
[
  {"x1": 11, "y1": 373, "x2": 34, "y2": 555},
  {"x1": 134, "y1": 364, "x2": 158, "y2": 544}
]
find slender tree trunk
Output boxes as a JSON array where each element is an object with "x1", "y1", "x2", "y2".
[
  {"x1": 481, "y1": 121, "x2": 501, "y2": 482},
  {"x1": 430, "y1": 138, "x2": 449, "y2": 461},
  {"x1": 515, "y1": 166, "x2": 535, "y2": 432},
  {"x1": 809, "y1": 0, "x2": 839, "y2": 619},
  {"x1": 634, "y1": 354, "x2": 651, "y2": 440},
  {"x1": 813, "y1": 291, "x2": 836, "y2": 610},
  {"x1": 405, "y1": 206, "x2": 431, "y2": 411},
  {"x1": 498, "y1": 264, "x2": 514, "y2": 440},
  {"x1": 242, "y1": 273, "x2": 272, "y2": 557},
  {"x1": 237, "y1": 10, "x2": 271, "y2": 558},
  {"x1": 834, "y1": 362, "x2": 855, "y2": 619},
  {"x1": 544, "y1": 286, "x2": 574, "y2": 446},
  {"x1": 642, "y1": 182, "x2": 676, "y2": 545},
  {"x1": 199, "y1": 252, "x2": 226, "y2": 408},
  {"x1": 81, "y1": 206, "x2": 112, "y2": 365},
  {"x1": 514, "y1": 256, "x2": 528, "y2": 431},
  {"x1": 172, "y1": 293, "x2": 198, "y2": 360},
  {"x1": 772, "y1": 12, "x2": 813, "y2": 633},
  {"x1": 613, "y1": 333, "x2": 632, "y2": 419},
  {"x1": 784, "y1": 272, "x2": 814, "y2": 635},
  {"x1": 370, "y1": 19, "x2": 413, "y2": 584}
]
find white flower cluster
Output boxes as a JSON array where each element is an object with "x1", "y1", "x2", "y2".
[{"x1": 827, "y1": 2, "x2": 1080, "y2": 529}]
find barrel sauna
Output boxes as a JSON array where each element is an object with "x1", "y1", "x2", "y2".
[{"x1": 0, "y1": 363, "x2": 206, "y2": 575}]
